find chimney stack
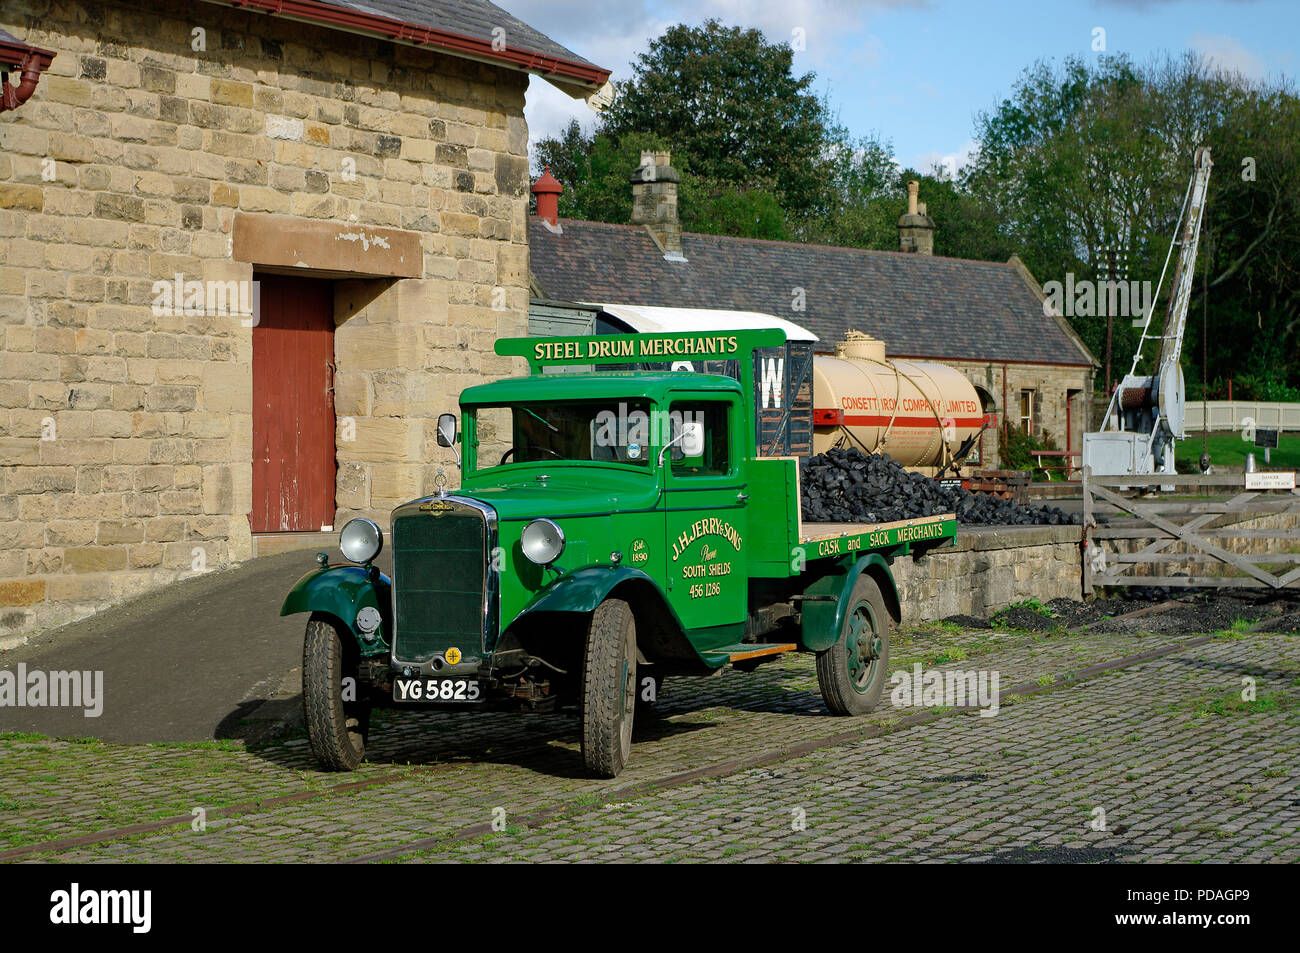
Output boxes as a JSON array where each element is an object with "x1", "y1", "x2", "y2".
[
  {"x1": 897, "y1": 179, "x2": 935, "y2": 255},
  {"x1": 630, "y1": 150, "x2": 683, "y2": 259},
  {"x1": 531, "y1": 166, "x2": 562, "y2": 227}
]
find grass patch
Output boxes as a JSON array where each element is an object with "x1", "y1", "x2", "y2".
[
  {"x1": 991, "y1": 598, "x2": 1061, "y2": 631},
  {"x1": 1004, "y1": 598, "x2": 1055, "y2": 618},
  {"x1": 146, "y1": 739, "x2": 243, "y2": 753},
  {"x1": 0, "y1": 731, "x2": 47, "y2": 743},
  {"x1": 907, "y1": 620, "x2": 965, "y2": 636},
  {"x1": 1176, "y1": 430, "x2": 1300, "y2": 471},
  {"x1": 1215, "y1": 618, "x2": 1255, "y2": 640},
  {"x1": 1181, "y1": 688, "x2": 1295, "y2": 718}
]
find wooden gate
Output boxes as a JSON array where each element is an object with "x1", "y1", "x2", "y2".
[
  {"x1": 1083, "y1": 468, "x2": 1300, "y2": 593},
  {"x1": 251, "y1": 274, "x2": 336, "y2": 533}
]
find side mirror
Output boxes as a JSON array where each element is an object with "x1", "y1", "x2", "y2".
[
  {"x1": 658, "y1": 420, "x2": 707, "y2": 466},
  {"x1": 679, "y1": 421, "x2": 705, "y2": 457},
  {"x1": 436, "y1": 413, "x2": 457, "y2": 448}
]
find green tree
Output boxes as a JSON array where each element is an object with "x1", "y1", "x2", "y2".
[
  {"x1": 534, "y1": 123, "x2": 671, "y2": 223},
  {"x1": 532, "y1": 123, "x2": 789, "y2": 240},
  {"x1": 965, "y1": 53, "x2": 1300, "y2": 391},
  {"x1": 600, "y1": 19, "x2": 830, "y2": 215}
]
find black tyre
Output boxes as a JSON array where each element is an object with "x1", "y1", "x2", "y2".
[
  {"x1": 303, "y1": 613, "x2": 371, "y2": 771},
  {"x1": 816, "y1": 574, "x2": 891, "y2": 716},
  {"x1": 581, "y1": 598, "x2": 637, "y2": 777}
]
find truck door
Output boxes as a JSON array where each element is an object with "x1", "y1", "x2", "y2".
[{"x1": 662, "y1": 395, "x2": 748, "y2": 641}]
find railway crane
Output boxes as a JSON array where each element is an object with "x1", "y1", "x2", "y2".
[{"x1": 1083, "y1": 147, "x2": 1213, "y2": 477}]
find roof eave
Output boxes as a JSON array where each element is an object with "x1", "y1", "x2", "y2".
[
  {"x1": 199, "y1": 0, "x2": 610, "y2": 91},
  {"x1": 0, "y1": 36, "x2": 56, "y2": 70}
]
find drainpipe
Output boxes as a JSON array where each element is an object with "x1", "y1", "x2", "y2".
[
  {"x1": 1001, "y1": 362, "x2": 1009, "y2": 460},
  {"x1": 0, "y1": 45, "x2": 56, "y2": 113}
]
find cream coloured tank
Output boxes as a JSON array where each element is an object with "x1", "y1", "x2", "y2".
[{"x1": 813, "y1": 333, "x2": 984, "y2": 470}]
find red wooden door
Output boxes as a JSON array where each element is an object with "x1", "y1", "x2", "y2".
[{"x1": 251, "y1": 274, "x2": 336, "y2": 533}]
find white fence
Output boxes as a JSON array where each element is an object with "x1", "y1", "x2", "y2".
[{"x1": 1183, "y1": 401, "x2": 1300, "y2": 433}]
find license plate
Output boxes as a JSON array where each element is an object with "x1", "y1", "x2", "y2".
[{"x1": 392, "y1": 677, "x2": 482, "y2": 703}]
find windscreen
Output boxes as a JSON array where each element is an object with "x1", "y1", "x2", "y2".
[{"x1": 473, "y1": 399, "x2": 655, "y2": 471}]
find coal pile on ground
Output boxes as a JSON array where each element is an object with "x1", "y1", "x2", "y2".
[
  {"x1": 991, "y1": 604, "x2": 1061, "y2": 632},
  {"x1": 800, "y1": 447, "x2": 1082, "y2": 526},
  {"x1": 1087, "y1": 593, "x2": 1292, "y2": 635},
  {"x1": 939, "y1": 591, "x2": 1300, "y2": 635}
]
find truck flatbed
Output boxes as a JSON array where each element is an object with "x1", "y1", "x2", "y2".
[{"x1": 797, "y1": 513, "x2": 956, "y2": 560}]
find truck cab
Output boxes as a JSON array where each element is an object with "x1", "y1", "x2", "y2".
[{"x1": 282, "y1": 331, "x2": 955, "y2": 777}]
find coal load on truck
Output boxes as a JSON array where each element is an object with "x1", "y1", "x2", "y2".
[{"x1": 800, "y1": 447, "x2": 1083, "y2": 526}]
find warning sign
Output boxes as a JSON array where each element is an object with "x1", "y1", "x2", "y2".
[{"x1": 1244, "y1": 471, "x2": 1296, "y2": 490}]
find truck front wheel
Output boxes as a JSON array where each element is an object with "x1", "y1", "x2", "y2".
[
  {"x1": 303, "y1": 614, "x2": 371, "y2": 771},
  {"x1": 816, "y1": 575, "x2": 891, "y2": 716},
  {"x1": 581, "y1": 598, "x2": 638, "y2": 778}
]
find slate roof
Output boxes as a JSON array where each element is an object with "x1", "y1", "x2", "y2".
[
  {"x1": 199, "y1": 1, "x2": 608, "y2": 87},
  {"x1": 324, "y1": 0, "x2": 600, "y2": 68},
  {"x1": 529, "y1": 219, "x2": 1097, "y2": 368}
]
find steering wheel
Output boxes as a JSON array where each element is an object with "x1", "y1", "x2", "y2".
[{"x1": 499, "y1": 447, "x2": 563, "y2": 465}]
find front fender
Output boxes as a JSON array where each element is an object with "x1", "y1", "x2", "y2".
[
  {"x1": 280, "y1": 563, "x2": 391, "y2": 656},
  {"x1": 513, "y1": 566, "x2": 718, "y2": 669},
  {"x1": 515, "y1": 565, "x2": 663, "y2": 617},
  {"x1": 800, "y1": 553, "x2": 899, "y2": 653}
]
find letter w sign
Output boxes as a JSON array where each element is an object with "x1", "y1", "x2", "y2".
[{"x1": 760, "y1": 357, "x2": 785, "y2": 409}]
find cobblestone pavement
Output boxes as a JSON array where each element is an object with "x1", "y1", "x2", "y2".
[{"x1": 2, "y1": 624, "x2": 1296, "y2": 863}]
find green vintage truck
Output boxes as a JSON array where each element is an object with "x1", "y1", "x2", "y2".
[{"x1": 281, "y1": 330, "x2": 955, "y2": 777}]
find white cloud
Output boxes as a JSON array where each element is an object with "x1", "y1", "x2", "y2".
[
  {"x1": 911, "y1": 138, "x2": 978, "y2": 179},
  {"x1": 1188, "y1": 32, "x2": 1267, "y2": 79},
  {"x1": 513, "y1": 0, "x2": 926, "y2": 156},
  {"x1": 699, "y1": 0, "x2": 879, "y2": 64}
]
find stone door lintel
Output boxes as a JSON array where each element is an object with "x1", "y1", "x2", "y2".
[{"x1": 232, "y1": 213, "x2": 422, "y2": 279}]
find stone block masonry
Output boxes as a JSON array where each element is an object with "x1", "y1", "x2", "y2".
[
  {"x1": 893, "y1": 525, "x2": 1084, "y2": 621},
  {"x1": 0, "y1": 0, "x2": 533, "y2": 635},
  {"x1": 941, "y1": 359, "x2": 1093, "y2": 471}
]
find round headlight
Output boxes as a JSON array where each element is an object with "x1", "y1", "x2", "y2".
[
  {"x1": 520, "y1": 518, "x2": 565, "y2": 566},
  {"x1": 340, "y1": 518, "x2": 383, "y2": 564}
]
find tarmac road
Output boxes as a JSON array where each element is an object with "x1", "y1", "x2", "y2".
[{"x1": 0, "y1": 546, "x2": 391, "y2": 743}]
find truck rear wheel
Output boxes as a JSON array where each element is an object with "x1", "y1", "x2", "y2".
[
  {"x1": 581, "y1": 598, "x2": 637, "y2": 778},
  {"x1": 816, "y1": 575, "x2": 891, "y2": 716},
  {"x1": 303, "y1": 614, "x2": 370, "y2": 771}
]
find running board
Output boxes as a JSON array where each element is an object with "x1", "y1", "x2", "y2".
[{"x1": 703, "y1": 643, "x2": 800, "y2": 666}]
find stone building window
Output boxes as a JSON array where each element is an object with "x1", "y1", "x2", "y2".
[{"x1": 1019, "y1": 389, "x2": 1035, "y2": 435}]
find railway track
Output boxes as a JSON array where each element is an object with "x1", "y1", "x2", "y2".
[{"x1": 0, "y1": 631, "x2": 1219, "y2": 863}]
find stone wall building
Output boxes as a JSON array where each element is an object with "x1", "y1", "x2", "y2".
[
  {"x1": 0, "y1": 0, "x2": 608, "y2": 636},
  {"x1": 529, "y1": 155, "x2": 1099, "y2": 472}
]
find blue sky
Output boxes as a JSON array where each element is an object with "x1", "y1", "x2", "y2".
[{"x1": 510, "y1": 0, "x2": 1298, "y2": 175}]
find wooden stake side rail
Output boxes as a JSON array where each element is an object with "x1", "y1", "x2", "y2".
[{"x1": 1081, "y1": 467, "x2": 1300, "y2": 593}]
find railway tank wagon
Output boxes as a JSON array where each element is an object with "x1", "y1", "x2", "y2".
[
  {"x1": 569, "y1": 307, "x2": 987, "y2": 476},
  {"x1": 812, "y1": 331, "x2": 985, "y2": 475}
]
